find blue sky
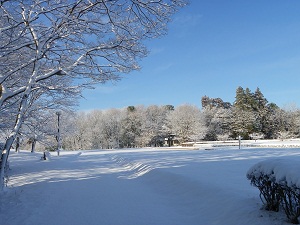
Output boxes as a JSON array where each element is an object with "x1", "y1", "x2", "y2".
[{"x1": 79, "y1": 0, "x2": 300, "y2": 111}]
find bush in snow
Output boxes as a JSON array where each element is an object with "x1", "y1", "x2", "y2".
[
  {"x1": 247, "y1": 159, "x2": 300, "y2": 224},
  {"x1": 247, "y1": 172, "x2": 281, "y2": 212},
  {"x1": 279, "y1": 185, "x2": 300, "y2": 224}
]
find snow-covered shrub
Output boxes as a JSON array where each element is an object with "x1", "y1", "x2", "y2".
[
  {"x1": 247, "y1": 167, "x2": 281, "y2": 211},
  {"x1": 279, "y1": 185, "x2": 300, "y2": 224},
  {"x1": 247, "y1": 159, "x2": 300, "y2": 224}
]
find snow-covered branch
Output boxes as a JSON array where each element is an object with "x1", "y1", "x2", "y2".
[{"x1": 0, "y1": 0, "x2": 187, "y2": 189}]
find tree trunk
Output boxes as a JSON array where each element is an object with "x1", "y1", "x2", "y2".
[
  {"x1": 0, "y1": 87, "x2": 34, "y2": 190},
  {"x1": 15, "y1": 136, "x2": 20, "y2": 153},
  {"x1": 0, "y1": 136, "x2": 15, "y2": 190},
  {"x1": 31, "y1": 140, "x2": 36, "y2": 153}
]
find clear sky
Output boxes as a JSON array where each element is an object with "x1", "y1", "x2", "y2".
[{"x1": 79, "y1": 0, "x2": 300, "y2": 111}]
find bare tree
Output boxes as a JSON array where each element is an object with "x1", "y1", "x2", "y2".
[
  {"x1": 139, "y1": 105, "x2": 170, "y2": 147},
  {"x1": 0, "y1": 0, "x2": 187, "y2": 189},
  {"x1": 121, "y1": 106, "x2": 143, "y2": 148},
  {"x1": 167, "y1": 104, "x2": 207, "y2": 143},
  {"x1": 86, "y1": 110, "x2": 105, "y2": 150},
  {"x1": 101, "y1": 108, "x2": 124, "y2": 149}
]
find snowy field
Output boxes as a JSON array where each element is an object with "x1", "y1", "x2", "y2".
[{"x1": 1, "y1": 146, "x2": 300, "y2": 225}]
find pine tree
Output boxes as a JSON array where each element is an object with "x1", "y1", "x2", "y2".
[
  {"x1": 252, "y1": 88, "x2": 269, "y2": 136},
  {"x1": 232, "y1": 87, "x2": 251, "y2": 138},
  {"x1": 230, "y1": 107, "x2": 257, "y2": 139},
  {"x1": 253, "y1": 88, "x2": 268, "y2": 111},
  {"x1": 231, "y1": 86, "x2": 288, "y2": 139},
  {"x1": 201, "y1": 96, "x2": 210, "y2": 109},
  {"x1": 244, "y1": 88, "x2": 255, "y2": 111},
  {"x1": 201, "y1": 96, "x2": 232, "y2": 109},
  {"x1": 262, "y1": 103, "x2": 281, "y2": 139},
  {"x1": 234, "y1": 86, "x2": 246, "y2": 110},
  {"x1": 232, "y1": 87, "x2": 262, "y2": 139}
]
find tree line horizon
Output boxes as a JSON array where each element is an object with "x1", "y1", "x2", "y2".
[{"x1": 17, "y1": 86, "x2": 300, "y2": 151}]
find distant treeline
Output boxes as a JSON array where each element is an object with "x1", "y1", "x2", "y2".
[{"x1": 16, "y1": 86, "x2": 300, "y2": 151}]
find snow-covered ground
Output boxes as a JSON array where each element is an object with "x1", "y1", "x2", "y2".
[
  {"x1": 2, "y1": 146, "x2": 300, "y2": 225},
  {"x1": 193, "y1": 138, "x2": 300, "y2": 149}
]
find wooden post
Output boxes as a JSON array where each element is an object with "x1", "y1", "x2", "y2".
[{"x1": 56, "y1": 111, "x2": 61, "y2": 156}]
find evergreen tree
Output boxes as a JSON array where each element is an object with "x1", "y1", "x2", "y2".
[
  {"x1": 234, "y1": 86, "x2": 246, "y2": 109},
  {"x1": 232, "y1": 87, "x2": 253, "y2": 138},
  {"x1": 203, "y1": 107, "x2": 231, "y2": 141},
  {"x1": 201, "y1": 96, "x2": 232, "y2": 109},
  {"x1": 252, "y1": 88, "x2": 269, "y2": 136},
  {"x1": 262, "y1": 104, "x2": 281, "y2": 139},
  {"x1": 230, "y1": 107, "x2": 258, "y2": 139},
  {"x1": 164, "y1": 105, "x2": 175, "y2": 111},
  {"x1": 244, "y1": 88, "x2": 255, "y2": 111},
  {"x1": 201, "y1": 96, "x2": 210, "y2": 109},
  {"x1": 253, "y1": 88, "x2": 268, "y2": 111}
]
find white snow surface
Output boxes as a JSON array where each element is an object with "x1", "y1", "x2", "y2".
[{"x1": 2, "y1": 147, "x2": 300, "y2": 225}]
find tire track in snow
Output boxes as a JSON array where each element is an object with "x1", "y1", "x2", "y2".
[{"x1": 109, "y1": 155, "x2": 154, "y2": 179}]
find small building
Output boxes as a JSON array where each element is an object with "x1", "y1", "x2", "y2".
[{"x1": 164, "y1": 134, "x2": 179, "y2": 147}]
